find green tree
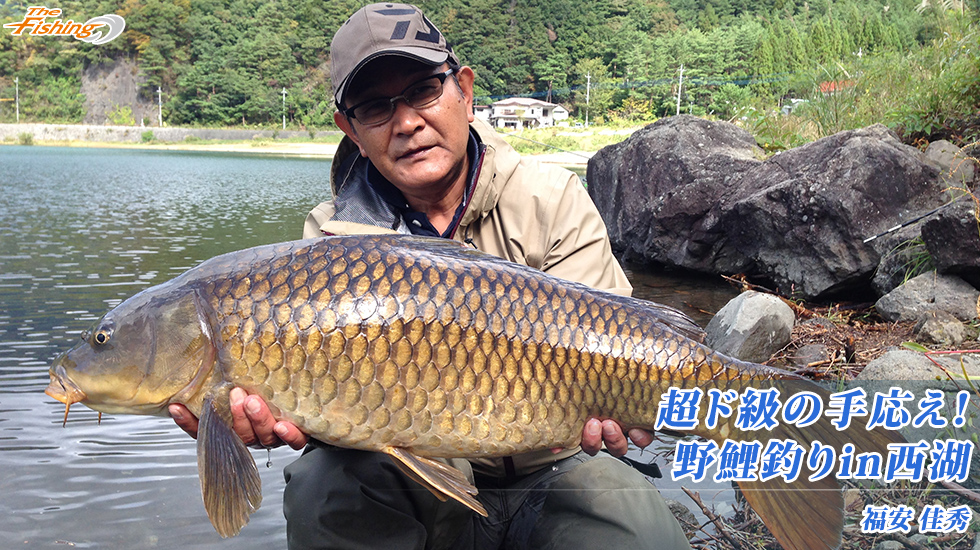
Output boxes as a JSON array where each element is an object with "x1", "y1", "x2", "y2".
[
  {"x1": 708, "y1": 82, "x2": 751, "y2": 117},
  {"x1": 809, "y1": 18, "x2": 836, "y2": 62},
  {"x1": 571, "y1": 58, "x2": 615, "y2": 123},
  {"x1": 533, "y1": 50, "x2": 571, "y2": 103},
  {"x1": 698, "y1": 4, "x2": 719, "y2": 31},
  {"x1": 752, "y1": 29, "x2": 777, "y2": 95}
]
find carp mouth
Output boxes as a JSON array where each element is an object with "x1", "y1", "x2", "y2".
[{"x1": 46, "y1": 359, "x2": 88, "y2": 427}]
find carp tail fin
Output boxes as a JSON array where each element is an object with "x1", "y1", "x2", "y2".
[
  {"x1": 737, "y1": 474, "x2": 843, "y2": 550},
  {"x1": 715, "y1": 375, "x2": 906, "y2": 550}
]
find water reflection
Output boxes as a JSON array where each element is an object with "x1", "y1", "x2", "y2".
[
  {"x1": 1, "y1": 146, "x2": 328, "y2": 548},
  {"x1": 0, "y1": 146, "x2": 736, "y2": 548}
]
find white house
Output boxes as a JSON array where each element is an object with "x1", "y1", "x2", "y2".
[
  {"x1": 473, "y1": 104, "x2": 492, "y2": 123},
  {"x1": 489, "y1": 98, "x2": 569, "y2": 129}
]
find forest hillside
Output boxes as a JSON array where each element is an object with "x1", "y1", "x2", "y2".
[{"x1": 1, "y1": 0, "x2": 977, "y2": 147}]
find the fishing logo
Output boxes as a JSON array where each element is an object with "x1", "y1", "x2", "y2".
[{"x1": 3, "y1": 6, "x2": 126, "y2": 45}]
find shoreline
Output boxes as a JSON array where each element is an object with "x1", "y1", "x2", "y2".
[
  {"x1": 0, "y1": 120, "x2": 596, "y2": 167},
  {"x1": 2, "y1": 138, "x2": 593, "y2": 166},
  {"x1": 6, "y1": 138, "x2": 343, "y2": 158}
]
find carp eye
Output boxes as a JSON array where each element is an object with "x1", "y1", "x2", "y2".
[{"x1": 93, "y1": 329, "x2": 111, "y2": 346}]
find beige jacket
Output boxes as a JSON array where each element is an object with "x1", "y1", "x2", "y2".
[{"x1": 303, "y1": 118, "x2": 632, "y2": 476}]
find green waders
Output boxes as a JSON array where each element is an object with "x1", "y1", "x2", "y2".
[{"x1": 283, "y1": 445, "x2": 691, "y2": 550}]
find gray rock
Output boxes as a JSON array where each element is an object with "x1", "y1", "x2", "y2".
[
  {"x1": 705, "y1": 291, "x2": 795, "y2": 363},
  {"x1": 914, "y1": 309, "x2": 971, "y2": 346},
  {"x1": 875, "y1": 271, "x2": 980, "y2": 322},
  {"x1": 924, "y1": 139, "x2": 976, "y2": 186},
  {"x1": 871, "y1": 541, "x2": 903, "y2": 550},
  {"x1": 587, "y1": 115, "x2": 763, "y2": 268},
  {"x1": 856, "y1": 349, "x2": 980, "y2": 383},
  {"x1": 793, "y1": 343, "x2": 832, "y2": 366},
  {"x1": 921, "y1": 200, "x2": 980, "y2": 288},
  {"x1": 664, "y1": 499, "x2": 697, "y2": 534},
  {"x1": 858, "y1": 349, "x2": 944, "y2": 384},
  {"x1": 81, "y1": 58, "x2": 155, "y2": 126},
  {"x1": 853, "y1": 350, "x2": 980, "y2": 454},
  {"x1": 870, "y1": 223, "x2": 934, "y2": 296},
  {"x1": 589, "y1": 118, "x2": 943, "y2": 299}
]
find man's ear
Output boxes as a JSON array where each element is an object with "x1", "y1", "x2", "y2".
[
  {"x1": 334, "y1": 110, "x2": 367, "y2": 157},
  {"x1": 455, "y1": 66, "x2": 476, "y2": 123}
]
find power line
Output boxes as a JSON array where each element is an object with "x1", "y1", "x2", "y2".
[{"x1": 474, "y1": 70, "x2": 799, "y2": 103}]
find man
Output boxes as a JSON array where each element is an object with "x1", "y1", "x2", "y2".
[{"x1": 171, "y1": 4, "x2": 691, "y2": 549}]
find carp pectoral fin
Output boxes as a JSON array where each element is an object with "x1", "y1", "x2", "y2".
[
  {"x1": 736, "y1": 475, "x2": 843, "y2": 550},
  {"x1": 197, "y1": 394, "x2": 263, "y2": 537},
  {"x1": 383, "y1": 447, "x2": 487, "y2": 517}
]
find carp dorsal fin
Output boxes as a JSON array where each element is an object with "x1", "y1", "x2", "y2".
[
  {"x1": 383, "y1": 447, "x2": 487, "y2": 517},
  {"x1": 198, "y1": 391, "x2": 263, "y2": 537},
  {"x1": 644, "y1": 302, "x2": 706, "y2": 343}
]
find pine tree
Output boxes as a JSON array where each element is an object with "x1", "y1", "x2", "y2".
[{"x1": 752, "y1": 29, "x2": 776, "y2": 95}]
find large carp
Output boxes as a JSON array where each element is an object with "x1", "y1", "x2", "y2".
[{"x1": 47, "y1": 235, "x2": 900, "y2": 549}]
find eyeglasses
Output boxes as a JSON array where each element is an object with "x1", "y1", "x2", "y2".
[{"x1": 342, "y1": 68, "x2": 457, "y2": 126}]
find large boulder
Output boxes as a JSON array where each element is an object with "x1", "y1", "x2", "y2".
[
  {"x1": 924, "y1": 139, "x2": 976, "y2": 187},
  {"x1": 874, "y1": 270, "x2": 980, "y2": 322},
  {"x1": 921, "y1": 200, "x2": 980, "y2": 288},
  {"x1": 589, "y1": 117, "x2": 944, "y2": 299},
  {"x1": 587, "y1": 115, "x2": 763, "y2": 268}
]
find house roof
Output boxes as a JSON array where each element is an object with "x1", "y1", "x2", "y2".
[
  {"x1": 492, "y1": 97, "x2": 560, "y2": 108},
  {"x1": 819, "y1": 80, "x2": 856, "y2": 94}
]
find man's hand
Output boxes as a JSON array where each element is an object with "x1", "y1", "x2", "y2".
[
  {"x1": 168, "y1": 388, "x2": 308, "y2": 451},
  {"x1": 580, "y1": 418, "x2": 653, "y2": 457}
]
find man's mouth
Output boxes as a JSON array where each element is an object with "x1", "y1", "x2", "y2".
[{"x1": 398, "y1": 145, "x2": 434, "y2": 160}]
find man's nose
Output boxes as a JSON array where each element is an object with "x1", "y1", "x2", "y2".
[{"x1": 390, "y1": 98, "x2": 425, "y2": 133}]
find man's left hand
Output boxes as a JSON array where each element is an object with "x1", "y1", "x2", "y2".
[
  {"x1": 580, "y1": 418, "x2": 653, "y2": 457},
  {"x1": 169, "y1": 388, "x2": 308, "y2": 451}
]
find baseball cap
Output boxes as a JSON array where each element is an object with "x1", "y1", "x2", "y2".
[{"x1": 331, "y1": 3, "x2": 460, "y2": 107}]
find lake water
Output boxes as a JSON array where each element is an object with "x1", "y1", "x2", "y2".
[{"x1": 0, "y1": 145, "x2": 737, "y2": 548}]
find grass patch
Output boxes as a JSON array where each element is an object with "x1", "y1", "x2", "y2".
[
  {"x1": 496, "y1": 126, "x2": 640, "y2": 155},
  {"x1": 738, "y1": 14, "x2": 979, "y2": 154}
]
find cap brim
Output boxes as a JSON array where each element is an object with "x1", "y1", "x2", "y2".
[{"x1": 334, "y1": 47, "x2": 451, "y2": 106}]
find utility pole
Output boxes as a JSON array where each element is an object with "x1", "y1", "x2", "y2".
[
  {"x1": 282, "y1": 88, "x2": 287, "y2": 130},
  {"x1": 676, "y1": 64, "x2": 683, "y2": 116},
  {"x1": 585, "y1": 72, "x2": 591, "y2": 128},
  {"x1": 15, "y1": 77, "x2": 19, "y2": 123},
  {"x1": 157, "y1": 87, "x2": 162, "y2": 127}
]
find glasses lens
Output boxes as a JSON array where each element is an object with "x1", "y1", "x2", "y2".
[
  {"x1": 406, "y1": 76, "x2": 445, "y2": 109},
  {"x1": 353, "y1": 100, "x2": 393, "y2": 125},
  {"x1": 350, "y1": 71, "x2": 451, "y2": 125}
]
